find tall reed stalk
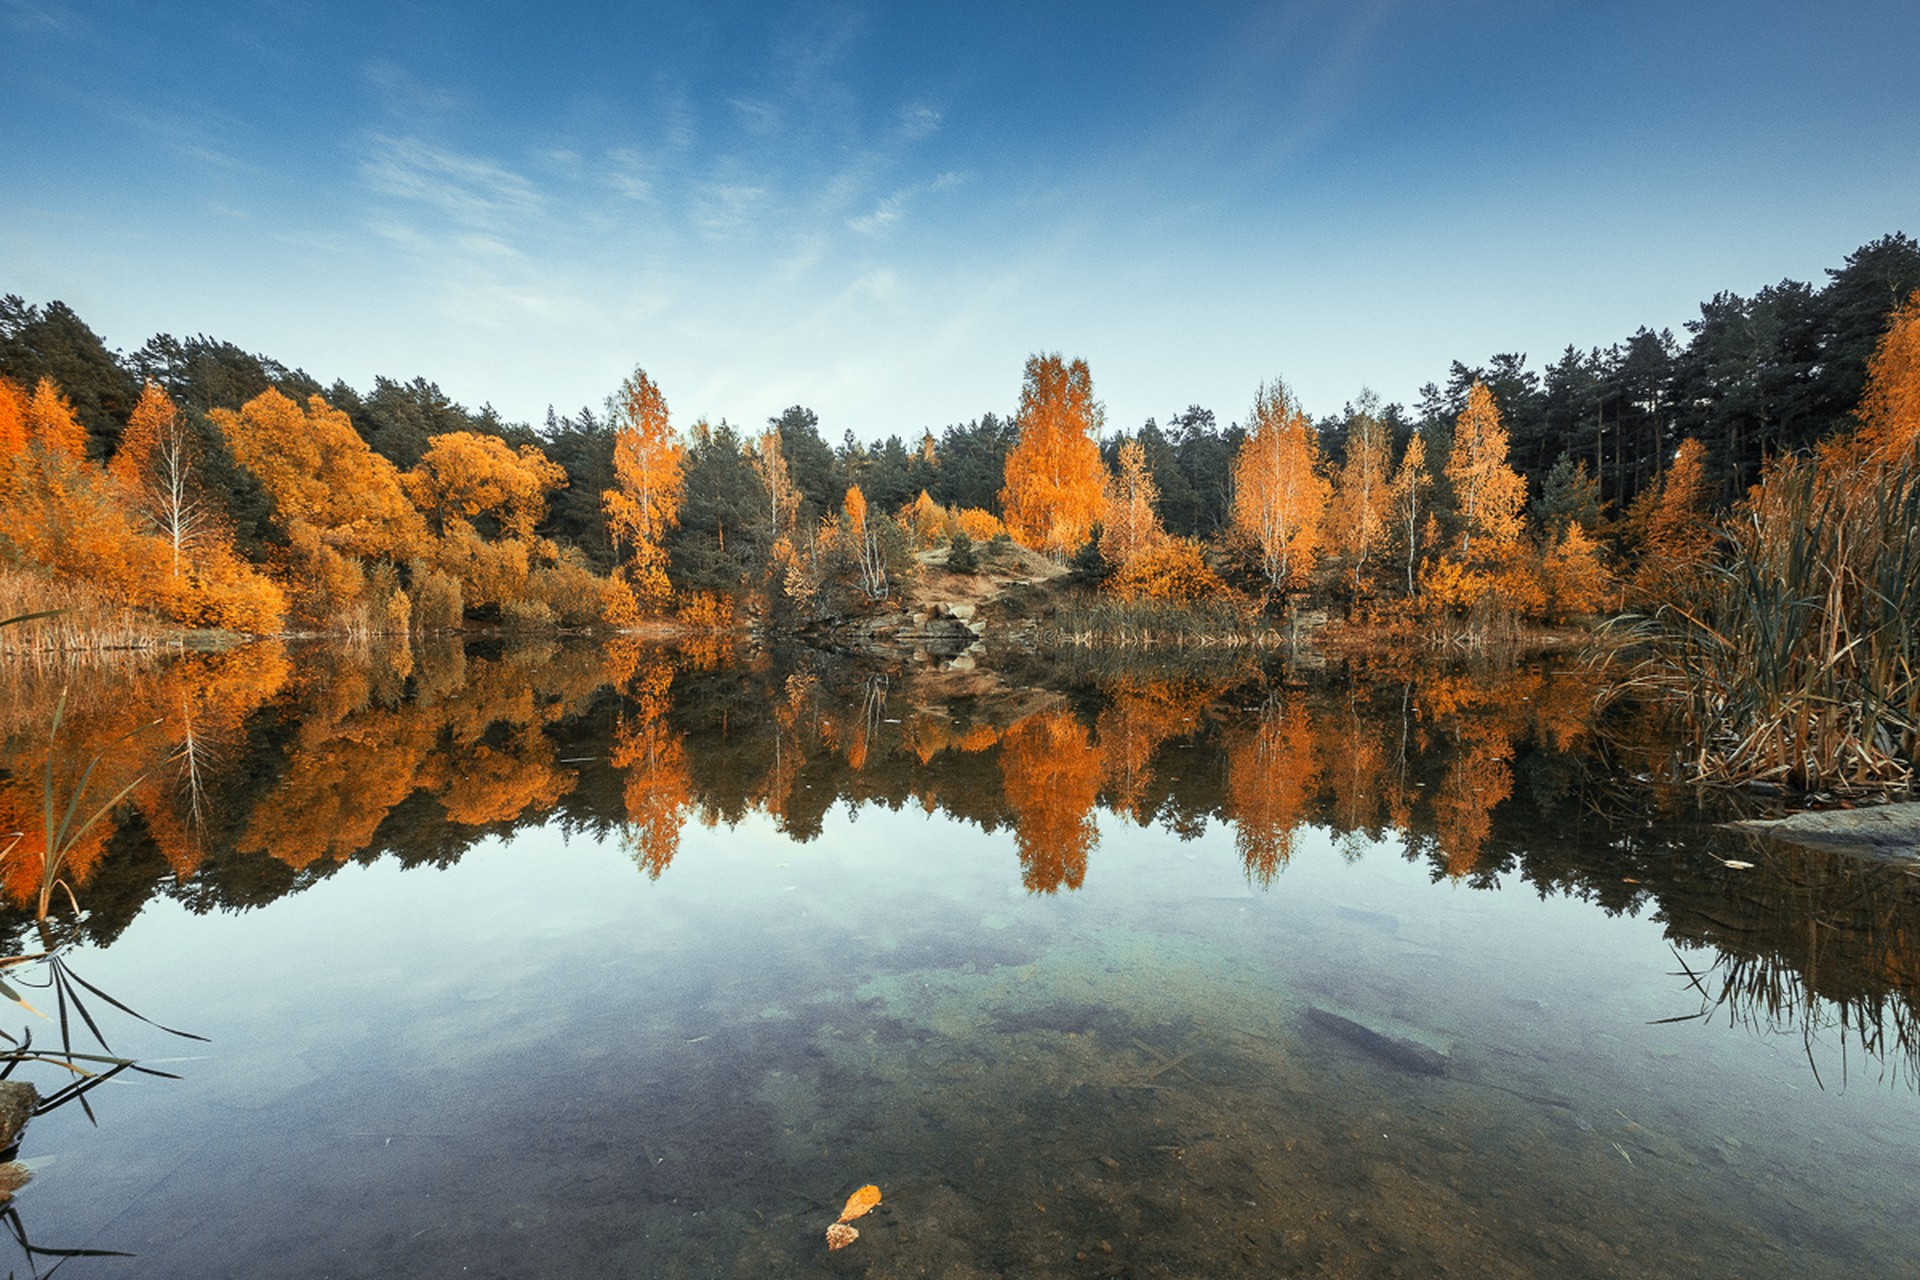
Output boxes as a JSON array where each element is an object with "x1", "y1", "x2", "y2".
[{"x1": 1609, "y1": 458, "x2": 1920, "y2": 792}]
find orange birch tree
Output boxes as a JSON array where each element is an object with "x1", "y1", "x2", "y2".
[
  {"x1": 1330, "y1": 393, "x2": 1393, "y2": 599},
  {"x1": 1426, "y1": 381, "x2": 1535, "y2": 614},
  {"x1": 1856, "y1": 286, "x2": 1920, "y2": 466},
  {"x1": 111, "y1": 381, "x2": 207, "y2": 580},
  {"x1": 1098, "y1": 439, "x2": 1164, "y2": 573},
  {"x1": 1000, "y1": 354, "x2": 1105, "y2": 557},
  {"x1": 602, "y1": 369, "x2": 685, "y2": 611},
  {"x1": 24, "y1": 378, "x2": 89, "y2": 462},
  {"x1": 1231, "y1": 380, "x2": 1331, "y2": 595},
  {"x1": 1388, "y1": 434, "x2": 1432, "y2": 596},
  {"x1": 1626, "y1": 436, "x2": 1715, "y2": 605},
  {"x1": 1227, "y1": 693, "x2": 1319, "y2": 885}
]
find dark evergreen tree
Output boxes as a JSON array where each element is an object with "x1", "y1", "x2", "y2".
[
  {"x1": 538, "y1": 405, "x2": 620, "y2": 570},
  {"x1": 771, "y1": 405, "x2": 836, "y2": 524},
  {"x1": 668, "y1": 420, "x2": 771, "y2": 600},
  {"x1": 932, "y1": 412, "x2": 1015, "y2": 512},
  {"x1": 131, "y1": 332, "x2": 322, "y2": 412},
  {"x1": 0, "y1": 296, "x2": 140, "y2": 458}
]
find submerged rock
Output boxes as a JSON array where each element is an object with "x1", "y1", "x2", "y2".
[
  {"x1": 1727, "y1": 801, "x2": 1920, "y2": 861},
  {"x1": 1304, "y1": 1007, "x2": 1449, "y2": 1078}
]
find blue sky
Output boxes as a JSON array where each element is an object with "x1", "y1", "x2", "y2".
[{"x1": 4, "y1": 0, "x2": 1916, "y2": 440}]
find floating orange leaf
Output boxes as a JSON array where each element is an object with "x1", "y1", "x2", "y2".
[
  {"x1": 825, "y1": 1222, "x2": 859, "y2": 1251},
  {"x1": 838, "y1": 1184, "x2": 882, "y2": 1223}
]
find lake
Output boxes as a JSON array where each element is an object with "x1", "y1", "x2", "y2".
[{"x1": 1, "y1": 637, "x2": 1916, "y2": 1277}]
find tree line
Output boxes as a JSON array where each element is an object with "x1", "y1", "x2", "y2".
[{"x1": 1, "y1": 230, "x2": 1916, "y2": 638}]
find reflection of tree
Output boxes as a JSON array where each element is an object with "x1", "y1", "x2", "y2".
[
  {"x1": 1430, "y1": 733, "x2": 1513, "y2": 878},
  {"x1": 1415, "y1": 672, "x2": 1524, "y2": 879},
  {"x1": 1001, "y1": 709, "x2": 1100, "y2": 893},
  {"x1": 1321, "y1": 690, "x2": 1392, "y2": 851},
  {"x1": 1226, "y1": 693, "x2": 1318, "y2": 885},
  {"x1": 1095, "y1": 677, "x2": 1210, "y2": 823},
  {"x1": 611, "y1": 657, "x2": 690, "y2": 879},
  {"x1": 0, "y1": 645, "x2": 290, "y2": 904}
]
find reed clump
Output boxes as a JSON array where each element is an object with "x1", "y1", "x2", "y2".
[
  {"x1": 0, "y1": 570, "x2": 170, "y2": 655},
  {"x1": 1609, "y1": 456, "x2": 1920, "y2": 793},
  {"x1": 1038, "y1": 596, "x2": 1284, "y2": 651}
]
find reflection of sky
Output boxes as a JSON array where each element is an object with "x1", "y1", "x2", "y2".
[
  {"x1": 6, "y1": 1, "x2": 1917, "y2": 439},
  {"x1": 35, "y1": 801, "x2": 1920, "y2": 1274}
]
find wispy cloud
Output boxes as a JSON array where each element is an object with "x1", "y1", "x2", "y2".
[
  {"x1": 0, "y1": 0, "x2": 78, "y2": 33},
  {"x1": 688, "y1": 181, "x2": 770, "y2": 237},
  {"x1": 727, "y1": 96, "x2": 782, "y2": 137},
  {"x1": 602, "y1": 148, "x2": 654, "y2": 201},
  {"x1": 897, "y1": 103, "x2": 942, "y2": 140},
  {"x1": 360, "y1": 60, "x2": 467, "y2": 118},
  {"x1": 360, "y1": 134, "x2": 546, "y2": 231},
  {"x1": 847, "y1": 171, "x2": 967, "y2": 236}
]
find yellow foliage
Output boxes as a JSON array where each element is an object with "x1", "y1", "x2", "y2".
[
  {"x1": 1445, "y1": 382, "x2": 1528, "y2": 555},
  {"x1": 1232, "y1": 380, "x2": 1330, "y2": 592},
  {"x1": 407, "y1": 431, "x2": 566, "y2": 540},
  {"x1": 1540, "y1": 523, "x2": 1613, "y2": 621},
  {"x1": 1227, "y1": 695, "x2": 1317, "y2": 884},
  {"x1": 675, "y1": 589, "x2": 734, "y2": 631},
  {"x1": 1105, "y1": 537, "x2": 1228, "y2": 603},
  {"x1": 900, "y1": 490, "x2": 945, "y2": 547},
  {"x1": 1000, "y1": 354, "x2": 1106, "y2": 557},
  {"x1": 213, "y1": 388, "x2": 427, "y2": 564},
  {"x1": 1858, "y1": 287, "x2": 1920, "y2": 466},
  {"x1": 1627, "y1": 437, "x2": 1716, "y2": 606},
  {"x1": 603, "y1": 368, "x2": 685, "y2": 613},
  {"x1": 0, "y1": 378, "x2": 25, "y2": 458},
  {"x1": 25, "y1": 379, "x2": 88, "y2": 462},
  {"x1": 953, "y1": 507, "x2": 1004, "y2": 543},
  {"x1": 1099, "y1": 440, "x2": 1164, "y2": 571}
]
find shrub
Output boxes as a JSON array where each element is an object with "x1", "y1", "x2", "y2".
[{"x1": 946, "y1": 531, "x2": 979, "y2": 575}]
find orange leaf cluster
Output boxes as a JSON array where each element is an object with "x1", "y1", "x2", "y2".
[
  {"x1": 603, "y1": 368, "x2": 685, "y2": 614},
  {"x1": 1232, "y1": 380, "x2": 1330, "y2": 593},
  {"x1": 1000, "y1": 354, "x2": 1105, "y2": 558},
  {"x1": 1099, "y1": 439, "x2": 1164, "y2": 571}
]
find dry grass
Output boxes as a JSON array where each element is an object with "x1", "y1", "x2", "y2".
[
  {"x1": 0, "y1": 567, "x2": 194, "y2": 654},
  {"x1": 1604, "y1": 458, "x2": 1920, "y2": 793}
]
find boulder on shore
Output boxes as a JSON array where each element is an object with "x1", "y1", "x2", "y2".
[{"x1": 1728, "y1": 801, "x2": 1920, "y2": 861}]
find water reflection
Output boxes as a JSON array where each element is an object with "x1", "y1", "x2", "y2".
[
  {"x1": 8, "y1": 638, "x2": 1920, "y2": 1274},
  {"x1": 2, "y1": 637, "x2": 1918, "y2": 1098}
]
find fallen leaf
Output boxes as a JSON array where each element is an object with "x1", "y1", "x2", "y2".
[
  {"x1": 838, "y1": 1183, "x2": 882, "y2": 1223},
  {"x1": 826, "y1": 1222, "x2": 859, "y2": 1251}
]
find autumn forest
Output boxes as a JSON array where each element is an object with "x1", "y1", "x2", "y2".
[{"x1": 4, "y1": 233, "x2": 1920, "y2": 793}]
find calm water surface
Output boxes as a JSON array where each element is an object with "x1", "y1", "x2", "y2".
[{"x1": 3, "y1": 640, "x2": 1917, "y2": 1277}]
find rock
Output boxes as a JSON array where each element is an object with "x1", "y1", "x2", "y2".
[
  {"x1": 0, "y1": 1081, "x2": 37, "y2": 1151},
  {"x1": 943, "y1": 602, "x2": 977, "y2": 622},
  {"x1": 1304, "y1": 1007, "x2": 1449, "y2": 1077},
  {"x1": 1727, "y1": 801, "x2": 1920, "y2": 861}
]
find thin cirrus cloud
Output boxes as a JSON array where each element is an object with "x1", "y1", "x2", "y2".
[{"x1": 360, "y1": 134, "x2": 547, "y2": 232}]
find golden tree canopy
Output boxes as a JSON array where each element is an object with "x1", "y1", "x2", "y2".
[
  {"x1": 212, "y1": 388, "x2": 428, "y2": 562},
  {"x1": 408, "y1": 431, "x2": 567, "y2": 540},
  {"x1": 1858, "y1": 286, "x2": 1920, "y2": 465},
  {"x1": 1445, "y1": 381, "x2": 1527, "y2": 555},
  {"x1": 1099, "y1": 438, "x2": 1164, "y2": 571},
  {"x1": 1000, "y1": 353, "x2": 1105, "y2": 557},
  {"x1": 1231, "y1": 379, "x2": 1330, "y2": 592}
]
